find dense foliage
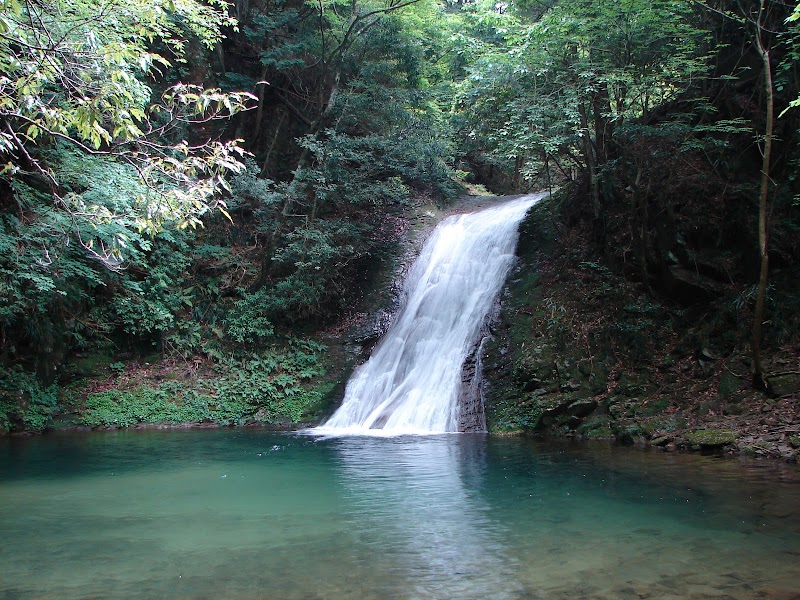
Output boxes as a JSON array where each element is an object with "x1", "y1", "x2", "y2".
[{"x1": 1, "y1": 0, "x2": 799, "y2": 432}]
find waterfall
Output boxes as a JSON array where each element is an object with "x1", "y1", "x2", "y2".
[{"x1": 315, "y1": 194, "x2": 543, "y2": 435}]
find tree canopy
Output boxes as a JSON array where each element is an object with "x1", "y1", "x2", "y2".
[
  {"x1": 2, "y1": 0, "x2": 800, "y2": 431},
  {"x1": 0, "y1": 0, "x2": 255, "y2": 258}
]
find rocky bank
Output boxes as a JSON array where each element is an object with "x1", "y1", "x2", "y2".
[{"x1": 481, "y1": 192, "x2": 800, "y2": 462}]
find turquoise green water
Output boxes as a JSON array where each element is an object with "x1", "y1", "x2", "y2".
[{"x1": 1, "y1": 431, "x2": 799, "y2": 599}]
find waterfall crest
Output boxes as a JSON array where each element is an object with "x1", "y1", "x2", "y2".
[{"x1": 315, "y1": 194, "x2": 543, "y2": 435}]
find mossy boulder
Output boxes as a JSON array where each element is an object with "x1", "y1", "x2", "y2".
[
  {"x1": 684, "y1": 429, "x2": 737, "y2": 448},
  {"x1": 770, "y1": 374, "x2": 800, "y2": 397},
  {"x1": 650, "y1": 435, "x2": 674, "y2": 447},
  {"x1": 577, "y1": 415, "x2": 612, "y2": 438}
]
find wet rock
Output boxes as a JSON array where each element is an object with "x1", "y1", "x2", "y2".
[
  {"x1": 539, "y1": 398, "x2": 573, "y2": 427},
  {"x1": 651, "y1": 435, "x2": 673, "y2": 447},
  {"x1": 615, "y1": 424, "x2": 646, "y2": 445},
  {"x1": 459, "y1": 340, "x2": 487, "y2": 432},
  {"x1": 776, "y1": 445, "x2": 796, "y2": 461},
  {"x1": 567, "y1": 399, "x2": 597, "y2": 418},
  {"x1": 577, "y1": 415, "x2": 612, "y2": 438}
]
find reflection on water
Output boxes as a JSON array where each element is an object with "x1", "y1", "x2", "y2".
[
  {"x1": 330, "y1": 435, "x2": 520, "y2": 599},
  {"x1": 0, "y1": 430, "x2": 799, "y2": 599}
]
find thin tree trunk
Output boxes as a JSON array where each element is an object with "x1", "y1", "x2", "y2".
[
  {"x1": 253, "y1": 66, "x2": 269, "y2": 144},
  {"x1": 512, "y1": 155, "x2": 524, "y2": 190},
  {"x1": 542, "y1": 150, "x2": 552, "y2": 196},
  {"x1": 632, "y1": 163, "x2": 651, "y2": 293},
  {"x1": 593, "y1": 82, "x2": 613, "y2": 165},
  {"x1": 751, "y1": 22, "x2": 773, "y2": 392},
  {"x1": 577, "y1": 101, "x2": 601, "y2": 219},
  {"x1": 261, "y1": 110, "x2": 286, "y2": 176}
]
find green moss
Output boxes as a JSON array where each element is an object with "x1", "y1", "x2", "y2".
[
  {"x1": 586, "y1": 426, "x2": 613, "y2": 439},
  {"x1": 72, "y1": 341, "x2": 330, "y2": 430},
  {"x1": 82, "y1": 387, "x2": 210, "y2": 428},
  {"x1": 635, "y1": 398, "x2": 670, "y2": 417},
  {"x1": 684, "y1": 429, "x2": 737, "y2": 447},
  {"x1": 615, "y1": 425, "x2": 645, "y2": 444},
  {"x1": 577, "y1": 416, "x2": 613, "y2": 439},
  {"x1": 486, "y1": 387, "x2": 548, "y2": 432}
]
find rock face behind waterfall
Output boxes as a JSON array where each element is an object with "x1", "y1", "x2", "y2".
[
  {"x1": 458, "y1": 337, "x2": 488, "y2": 432},
  {"x1": 480, "y1": 193, "x2": 800, "y2": 462},
  {"x1": 315, "y1": 195, "x2": 543, "y2": 435}
]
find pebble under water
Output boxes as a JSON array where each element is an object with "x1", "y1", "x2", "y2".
[{"x1": 1, "y1": 429, "x2": 799, "y2": 599}]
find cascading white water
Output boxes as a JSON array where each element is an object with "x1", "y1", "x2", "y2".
[{"x1": 315, "y1": 194, "x2": 543, "y2": 435}]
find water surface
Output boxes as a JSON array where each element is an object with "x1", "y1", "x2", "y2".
[{"x1": 1, "y1": 430, "x2": 798, "y2": 599}]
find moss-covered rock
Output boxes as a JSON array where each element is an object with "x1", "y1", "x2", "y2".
[
  {"x1": 684, "y1": 429, "x2": 737, "y2": 448},
  {"x1": 650, "y1": 435, "x2": 674, "y2": 447},
  {"x1": 576, "y1": 415, "x2": 612, "y2": 438},
  {"x1": 770, "y1": 374, "x2": 800, "y2": 397}
]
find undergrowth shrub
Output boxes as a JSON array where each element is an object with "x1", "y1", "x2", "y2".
[
  {"x1": 80, "y1": 340, "x2": 329, "y2": 428},
  {"x1": 0, "y1": 368, "x2": 58, "y2": 432}
]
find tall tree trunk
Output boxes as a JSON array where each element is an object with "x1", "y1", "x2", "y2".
[
  {"x1": 592, "y1": 83, "x2": 614, "y2": 165},
  {"x1": 751, "y1": 19, "x2": 773, "y2": 392},
  {"x1": 252, "y1": 66, "x2": 270, "y2": 145},
  {"x1": 577, "y1": 100, "x2": 601, "y2": 219},
  {"x1": 512, "y1": 155, "x2": 524, "y2": 190},
  {"x1": 631, "y1": 162, "x2": 651, "y2": 293},
  {"x1": 261, "y1": 110, "x2": 286, "y2": 176},
  {"x1": 542, "y1": 150, "x2": 552, "y2": 196}
]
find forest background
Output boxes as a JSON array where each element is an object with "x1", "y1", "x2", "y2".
[{"x1": 1, "y1": 0, "x2": 799, "y2": 454}]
